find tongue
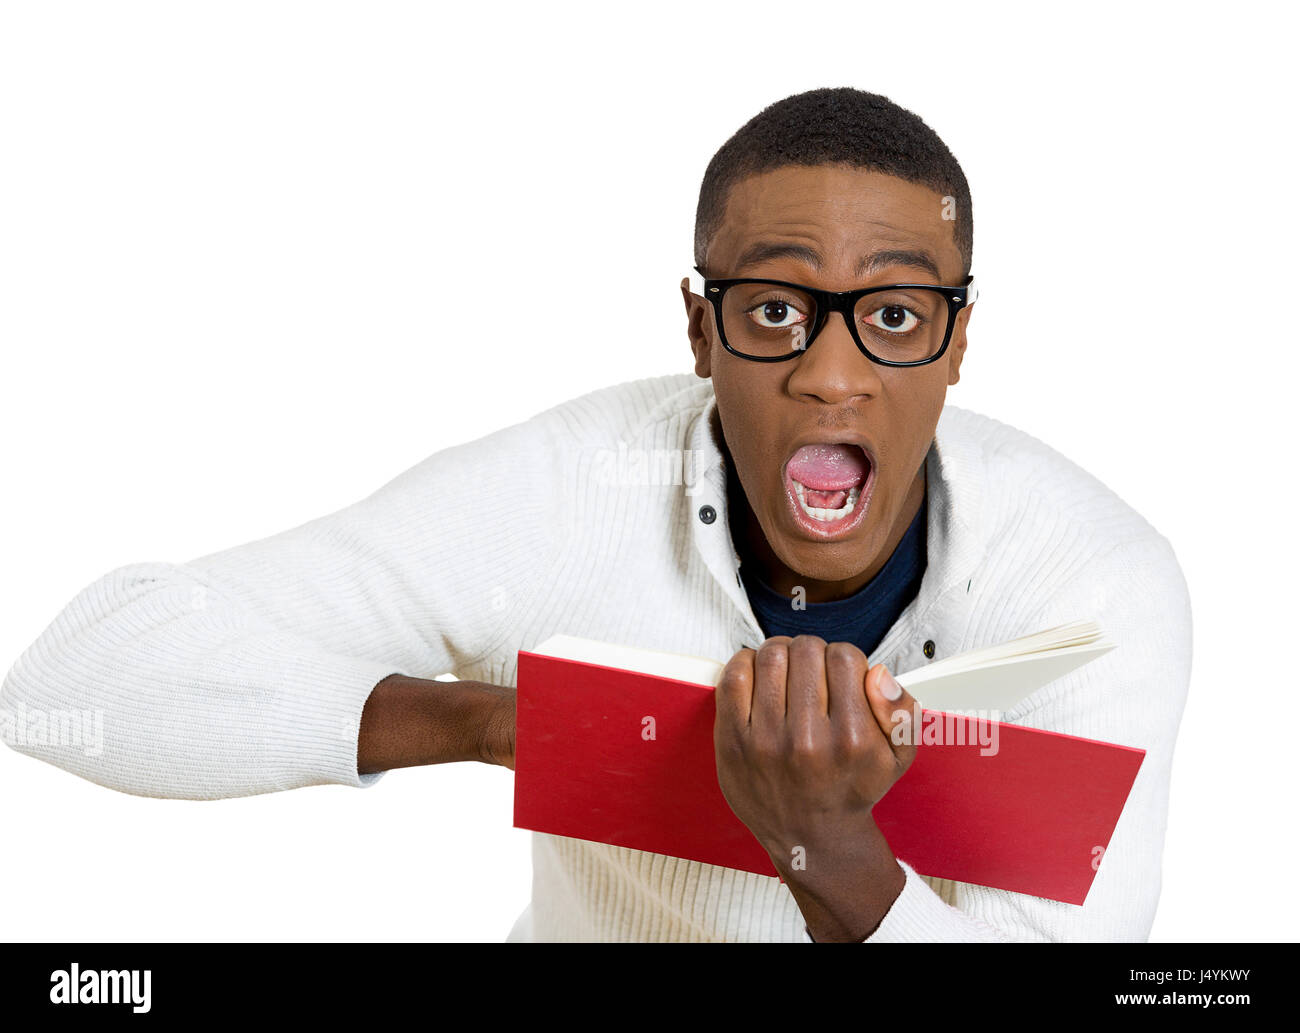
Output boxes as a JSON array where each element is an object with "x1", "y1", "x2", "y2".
[{"x1": 787, "y1": 443, "x2": 870, "y2": 492}]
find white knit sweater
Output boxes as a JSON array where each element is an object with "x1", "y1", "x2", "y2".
[{"x1": 0, "y1": 373, "x2": 1192, "y2": 942}]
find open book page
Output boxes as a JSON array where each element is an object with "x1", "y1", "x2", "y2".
[
  {"x1": 532, "y1": 635, "x2": 725, "y2": 688},
  {"x1": 531, "y1": 618, "x2": 1113, "y2": 716},
  {"x1": 895, "y1": 621, "x2": 1114, "y2": 712}
]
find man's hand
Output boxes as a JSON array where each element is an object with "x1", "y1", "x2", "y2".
[{"x1": 713, "y1": 635, "x2": 918, "y2": 941}]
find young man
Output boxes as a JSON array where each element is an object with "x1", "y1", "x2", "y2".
[{"x1": 0, "y1": 88, "x2": 1191, "y2": 942}]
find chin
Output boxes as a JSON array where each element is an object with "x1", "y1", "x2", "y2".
[{"x1": 771, "y1": 533, "x2": 879, "y2": 587}]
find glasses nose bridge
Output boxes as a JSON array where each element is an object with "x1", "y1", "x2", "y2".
[{"x1": 804, "y1": 287, "x2": 862, "y2": 353}]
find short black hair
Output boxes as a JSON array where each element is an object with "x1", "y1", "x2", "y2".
[{"x1": 694, "y1": 87, "x2": 972, "y2": 278}]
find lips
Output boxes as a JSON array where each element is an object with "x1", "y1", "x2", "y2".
[{"x1": 782, "y1": 440, "x2": 875, "y2": 540}]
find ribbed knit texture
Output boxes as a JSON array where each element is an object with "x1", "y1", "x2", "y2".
[{"x1": 1, "y1": 373, "x2": 1192, "y2": 941}]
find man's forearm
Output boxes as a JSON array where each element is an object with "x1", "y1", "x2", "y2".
[{"x1": 357, "y1": 675, "x2": 515, "y2": 774}]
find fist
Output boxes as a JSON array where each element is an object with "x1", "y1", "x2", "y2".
[{"x1": 712, "y1": 635, "x2": 918, "y2": 860}]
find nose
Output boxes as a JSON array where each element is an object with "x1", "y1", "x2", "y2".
[{"x1": 785, "y1": 308, "x2": 883, "y2": 405}]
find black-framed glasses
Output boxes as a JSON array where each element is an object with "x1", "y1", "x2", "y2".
[{"x1": 688, "y1": 265, "x2": 978, "y2": 366}]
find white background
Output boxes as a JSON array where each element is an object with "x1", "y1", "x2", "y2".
[{"x1": 1, "y1": 1, "x2": 1295, "y2": 942}]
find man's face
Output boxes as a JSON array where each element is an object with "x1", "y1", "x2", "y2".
[{"x1": 683, "y1": 164, "x2": 971, "y2": 603}]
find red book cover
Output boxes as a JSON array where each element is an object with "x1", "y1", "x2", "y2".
[{"x1": 513, "y1": 648, "x2": 1145, "y2": 905}]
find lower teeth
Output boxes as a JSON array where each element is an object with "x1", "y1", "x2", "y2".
[{"x1": 793, "y1": 481, "x2": 861, "y2": 522}]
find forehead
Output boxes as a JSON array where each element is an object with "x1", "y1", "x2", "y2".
[{"x1": 709, "y1": 164, "x2": 960, "y2": 282}]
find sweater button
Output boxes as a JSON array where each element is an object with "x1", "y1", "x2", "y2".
[
  {"x1": 698, "y1": 505, "x2": 717, "y2": 524},
  {"x1": 923, "y1": 639, "x2": 936, "y2": 659}
]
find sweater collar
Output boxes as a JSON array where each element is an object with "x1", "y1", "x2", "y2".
[{"x1": 682, "y1": 381, "x2": 989, "y2": 635}]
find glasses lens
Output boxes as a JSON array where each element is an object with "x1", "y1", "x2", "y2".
[
  {"x1": 720, "y1": 282, "x2": 819, "y2": 358},
  {"x1": 853, "y1": 287, "x2": 949, "y2": 363}
]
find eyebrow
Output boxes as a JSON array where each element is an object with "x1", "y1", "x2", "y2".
[{"x1": 733, "y1": 241, "x2": 943, "y2": 281}]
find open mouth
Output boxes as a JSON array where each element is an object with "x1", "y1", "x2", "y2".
[{"x1": 783, "y1": 442, "x2": 874, "y2": 539}]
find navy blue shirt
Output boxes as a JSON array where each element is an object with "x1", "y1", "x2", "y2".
[{"x1": 736, "y1": 488, "x2": 928, "y2": 658}]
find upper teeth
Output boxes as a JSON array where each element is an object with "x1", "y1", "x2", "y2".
[{"x1": 793, "y1": 480, "x2": 861, "y2": 522}]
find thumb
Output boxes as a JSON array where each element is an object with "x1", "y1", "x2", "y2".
[{"x1": 864, "y1": 663, "x2": 919, "y2": 768}]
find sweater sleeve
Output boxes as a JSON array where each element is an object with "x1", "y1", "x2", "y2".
[
  {"x1": 0, "y1": 413, "x2": 567, "y2": 800},
  {"x1": 834, "y1": 532, "x2": 1193, "y2": 943},
  {"x1": 803, "y1": 860, "x2": 1011, "y2": 941}
]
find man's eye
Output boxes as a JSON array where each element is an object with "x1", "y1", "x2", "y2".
[
  {"x1": 746, "y1": 299, "x2": 806, "y2": 329},
  {"x1": 864, "y1": 304, "x2": 920, "y2": 334}
]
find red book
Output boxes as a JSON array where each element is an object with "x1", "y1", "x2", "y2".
[{"x1": 513, "y1": 629, "x2": 1145, "y2": 906}]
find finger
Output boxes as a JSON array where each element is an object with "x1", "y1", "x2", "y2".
[
  {"x1": 824, "y1": 640, "x2": 873, "y2": 753},
  {"x1": 751, "y1": 637, "x2": 791, "y2": 736},
  {"x1": 786, "y1": 635, "x2": 830, "y2": 748},
  {"x1": 864, "y1": 663, "x2": 919, "y2": 769},
  {"x1": 715, "y1": 648, "x2": 755, "y2": 729},
  {"x1": 786, "y1": 635, "x2": 829, "y2": 717}
]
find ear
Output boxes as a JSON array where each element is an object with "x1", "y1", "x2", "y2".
[
  {"x1": 945, "y1": 303, "x2": 972, "y2": 386},
  {"x1": 682, "y1": 277, "x2": 713, "y2": 379}
]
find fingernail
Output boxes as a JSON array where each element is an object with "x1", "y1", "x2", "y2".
[{"x1": 881, "y1": 669, "x2": 902, "y2": 701}]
